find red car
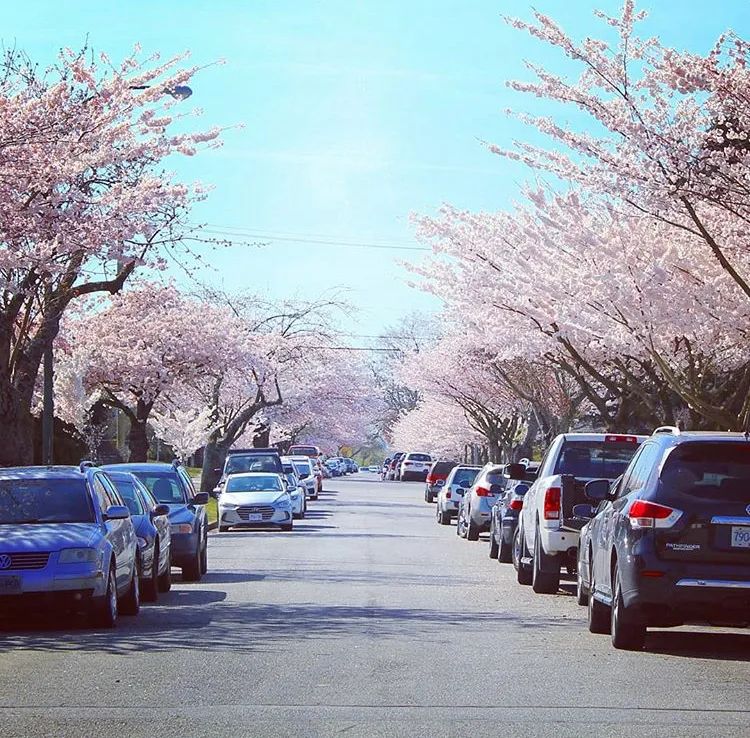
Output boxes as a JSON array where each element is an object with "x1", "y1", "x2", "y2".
[{"x1": 424, "y1": 460, "x2": 457, "y2": 503}]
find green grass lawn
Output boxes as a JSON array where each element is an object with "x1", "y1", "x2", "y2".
[{"x1": 206, "y1": 498, "x2": 218, "y2": 525}]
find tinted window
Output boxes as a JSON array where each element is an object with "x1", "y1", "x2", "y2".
[
  {"x1": 553, "y1": 441, "x2": 640, "y2": 479},
  {"x1": 619, "y1": 443, "x2": 660, "y2": 497},
  {"x1": 226, "y1": 454, "x2": 281, "y2": 474},
  {"x1": 111, "y1": 479, "x2": 145, "y2": 515},
  {"x1": 453, "y1": 468, "x2": 480, "y2": 486},
  {"x1": 408, "y1": 454, "x2": 432, "y2": 462},
  {"x1": 289, "y1": 446, "x2": 319, "y2": 456},
  {"x1": 431, "y1": 461, "x2": 456, "y2": 475},
  {"x1": 0, "y1": 479, "x2": 94, "y2": 524},
  {"x1": 226, "y1": 475, "x2": 283, "y2": 493},
  {"x1": 92, "y1": 475, "x2": 118, "y2": 511},
  {"x1": 293, "y1": 461, "x2": 312, "y2": 477},
  {"x1": 660, "y1": 442, "x2": 750, "y2": 501},
  {"x1": 131, "y1": 472, "x2": 187, "y2": 504}
]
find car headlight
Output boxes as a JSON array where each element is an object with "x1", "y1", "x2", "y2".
[
  {"x1": 220, "y1": 502, "x2": 238, "y2": 510},
  {"x1": 273, "y1": 494, "x2": 292, "y2": 508},
  {"x1": 170, "y1": 523, "x2": 193, "y2": 534},
  {"x1": 59, "y1": 548, "x2": 100, "y2": 564}
]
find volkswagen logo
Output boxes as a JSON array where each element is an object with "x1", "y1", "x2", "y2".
[
  {"x1": 0, "y1": 554, "x2": 11, "y2": 570},
  {"x1": 746, "y1": 504, "x2": 750, "y2": 516}
]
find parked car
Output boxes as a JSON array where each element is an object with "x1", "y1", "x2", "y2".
[
  {"x1": 107, "y1": 470, "x2": 173, "y2": 600},
  {"x1": 381, "y1": 458, "x2": 392, "y2": 480},
  {"x1": 386, "y1": 453, "x2": 404, "y2": 480},
  {"x1": 214, "y1": 448, "x2": 284, "y2": 494},
  {"x1": 217, "y1": 472, "x2": 294, "y2": 532},
  {"x1": 435, "y1": 465, "x2": 481, "y2": 524},
  {"x1": 325, "y1": 459, "x2": 342, "y2": 477},
  {"x1": 515, "y1": 433, "x2": 645, "y2": 594},
  {"x1": 0, "y1": 464, "x2": 139, "y2": 627},
  {"x1": 424, "y1": 460, "x2": 457, "y2": 502},
  {"x1": 399, "y1": 452, "x2": 432, "y2": 481},
  {"x1": 341, "y1": 458, "x2": 358, "y2": 474},
  {"x1": 457, "y1": 463, "x2": 516, "y2": 540},
  {"x1": 577, "y1": 427, "x2": 750, "y2": 650},
  {"x1": 288, "y1": 444, "x2": 322, "y2": 460},
  {"x1": 489, "y1": 463, "x2": 539, "y2": 563},
  {"x1": 280, "y1": 464, "x2": 307, "y2": 519},
  {"x1": 105, "y1": 461, "x2": 209, "y2": 582},
  {"x1": 286, "y1": 456, "x2": 319, "y2": 500}
]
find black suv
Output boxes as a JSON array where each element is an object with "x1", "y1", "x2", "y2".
[
  {"x1": 214, "y1": 448, "x2": 284, "y2": 492},
  {"x1": 578, "y1": 428, "x2": 750, "y2": 650}
]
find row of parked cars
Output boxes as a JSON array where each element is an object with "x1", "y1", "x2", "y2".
[
  {"x1": 380, "y1": 452, "x2": 434, "y2": 481},
  {"x1": 425, "y1": 428, "x2": 750, "y2": 651},
  {"x1": 0, "y1": 445, "x2": 328, "y2": 629}
]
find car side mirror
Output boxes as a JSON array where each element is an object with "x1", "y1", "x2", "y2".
[
  {"x1": 104, "y1": 504, "x2": 130, "y2": 520},
  {"x1": 152, "y1": 504, "x2": 170, "y2": 518},
  {"x1": 489, "y1": 483, "x2": 504, "y2": 495},
  {"x1": 585, "y1": 479, "x2": 611, "y2": 502},
  {"x1": 192, "y1": 492, "x2": 210, "y2": 505},
  {"x1": 572, "y1": 503, "x2": 596, "y2": 519},
  {"x1": 506, "y1": 463, "x2": 526, "y2": 480}
]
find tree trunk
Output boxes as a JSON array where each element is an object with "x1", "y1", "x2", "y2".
[
  {"x1": 127, "y1": 418, "x2": 150, "y2": 462},
  {"x1": 0, "y1": 382, "x2": 34, "y2": 465},
  {"x1": 253, "y1": 424, "x2": 271, "y2": 447},
  {"x1": 200, "y1": 436, "x2": 231, "y2": 494}
]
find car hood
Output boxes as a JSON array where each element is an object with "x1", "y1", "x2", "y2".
[
  {"x1": 0, "y1": 523, "x2": 99, "y2": 551},
  {"x1": 220, "y1": 490, "x2": 286, "y2": 506}
]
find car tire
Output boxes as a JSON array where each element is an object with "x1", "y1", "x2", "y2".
[
  {"x1": 516, "y1": 526, "x2": 533, "y2": 585},
  {"x1": 182, "y1": 546, "x2": 202, "y2": 582},
  {"x1": 488, "y1": 527, "x2": 499, "y2": 559},
  {"x1": 425, "y1": 490, "x2": 433, "y2": 503},
  {"x1": 611, "y1": 565, "x2": 645, "y2": 650},
  {"x1": 437, "y1": 506, "x2": 451, "y2": 525},
  {"x1": 200, "y1": 535, "x2": 208, "y2": 575},
  {"x1": 498, "y1": 531, "x2": 512, "y2": 563},
  {"x1": 532, "y1": 526, "x2": 560, "y2": 594},
  {"x1": 466, "y1": 517, "x2": 480, "y2": 541},
  {"x1": 456, "y1": 510, "x2": 466, "y2": 537},
  {"x1": 281, "y1": 522, "x2": 294, "y2": 532},
  {"x1": 158, "y1": 561, "x2": 172, "y2": 593},
  {"x1": 91, "y1": 566, "x2": 118, "y2": 628},
  {"x1": 587, "y1": 564, "x2": 611, "y2": 634},
  {"x1": 576, "y1": 559, "x2": 589, "y2": 606},
  {"x1": 120, "y1": 558, "x2": 141, "y2": 616},
  {"x1": 142, "y1": 547, "x2": 159, "y2": 603}
]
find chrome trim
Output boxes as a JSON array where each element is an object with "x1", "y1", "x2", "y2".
[
  {"x1": 710, "y1": 516, "x2": 750, "y2": 526},
  {"x1": 676, "y1": 579, "x2": 750, "y2": 589}
]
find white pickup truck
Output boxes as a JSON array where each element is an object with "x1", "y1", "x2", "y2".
[{"x1": 516, "y1": 433, "x2": 645, "y2": 594}]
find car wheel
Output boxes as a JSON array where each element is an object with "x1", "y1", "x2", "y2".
[
  {"x1": 516, "y1": 526, "x2": 532, "y2": 585},
  {"x1": 532, "y1": 526, "x2": 560, "y2": 594},
  {"x1": 498, "y1": 530, "x2": 512, "y2": 563},
  {"x1": 425, "y1": 490, "x2": 433, "y2": 503},
  {"x1": 281, "y1": 522, "x2": 294, "y2": 532},
  {"x1": 120, "y1": 558, "x2": 141, "y2": 616},
  {"x1": 437, "y1": 507, "x2": 450, "y2": 526},
  {"x1": 200, "y1": 534, "x2": 208, "y2": 575},
  {"x1": 587, "y1": 563, "x2": 611, "y2": 634},
  {"x1": 157, "y1": 560, "x2": 172, "y2": 593},
  {"x1": 142, "y1": 546, "x2": 159, "y2": 603},
  {"x1": 91, "y1": 566, "x2": 118, "y2": 628},
  {"x1": 456, "y1": 509, "x2": 466, "y2": 538},
  {"x1": 611, "y1": 565, "x2": 645, "y2": 650},
  {"x1": 488, "y1": 526, "x2": 499, "y2": 559},
  {"x1": 466, "y1": 516, "x2": 480, "y2": 541},
  {"x1": 182, "y1": 545, "x2": 202, "y2": 582},
  {"x1": 576, "y1": 556, "x2": 589, "y2": 606}
]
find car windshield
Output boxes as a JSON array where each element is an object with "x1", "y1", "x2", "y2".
[
  {"x1": 293, "y1": 463, "x2": 311, "y2": 477},
  {"x1": 553, "y1": 441, "x2": 640, "y2": 479},
  {"x1": 131, "y1": 472, "x2": 186, "y2": 504},
  {"x1": 409, "y1": 454, "x2": 432, "y2": 462},
  {"x1": 453, "y1": 468, "x2": 480, "y2": 486},
  {"x1": 289, "y1": 446, "x2": 318, "y2": 456},
  {"x1": 226, "y1": 475, "x2": 283, "y2": 493},
  {"x1": 110, "y1": 479, "x2": 144, "y2": 515},
  {"x1": 226, "y1": 454, "x2": 280, "y2": 474},
  {"x1": 432, "y1": 461, "x2": 455, "y2": 475},
  {"x1": 660, "y1": 442, "x2": 750, "y2": 501},
  {"x1": 0, "y1": 479, "x2": 94, "y2": 524}
]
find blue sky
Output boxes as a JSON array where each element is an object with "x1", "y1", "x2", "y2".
[{"x1": 6, "y1": 1, "x2": 750, "y2": 337}]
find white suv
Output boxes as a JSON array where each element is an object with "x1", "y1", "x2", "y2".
[
  {"x1": 398, "y1": 452, "x2": 433, "y2": 481},
  {"x1": 516, "y1": 433, "x2": 645, "y2": 594}
]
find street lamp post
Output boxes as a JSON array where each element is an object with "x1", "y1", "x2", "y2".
[{"x1": 39, "y1": 83, "x2": 194, "y2": 465}]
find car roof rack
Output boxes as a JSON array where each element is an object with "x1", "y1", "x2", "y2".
[
  {"x1": 653, "y1": 426, "x2": 680, "y2": 436},
  {"x1": 79, "y1": 460, "x2": 96, "y2": 473}
]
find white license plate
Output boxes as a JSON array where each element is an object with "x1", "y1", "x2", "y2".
[
  {"x1": 0, "y1": 575, "x2": 21, "y2": 594},
  {"x1": 248, "y1": 514, "x2": 263, "y2": 522},
  {"x1": 731, "y1": 526, "x2": 750, "y2": 548}
]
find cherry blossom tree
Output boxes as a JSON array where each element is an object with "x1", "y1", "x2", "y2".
[
  {"x1": 0, "y1": 46, "x2": 221, "y2": 463},
  {"x1": 150, "y1": 406, "x2": 217, "y2": 462}
]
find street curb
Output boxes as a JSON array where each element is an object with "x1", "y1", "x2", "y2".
[{"x1": 207, "y1": 521, "x2": 218, "y2": 532}]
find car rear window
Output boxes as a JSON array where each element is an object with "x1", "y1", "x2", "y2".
[
  {"x1": 485, "y1": 471, "x2": 507, "y2": 487},
  {"x1": 431, "y1": 461, "x2": 456, "y2": 475},
  {"x1": 289, "y1": 446, "x2": 319, "y2": 456},
  {"x1": 110, "y1": 478, "x2": 144, "y2": 515},
  {"x1": 660, "y1": 442, "x2": 750, "y2": 501},
  {"x1": 408, "y1": 454, "x2": 432, "y2": 462},
  {"x1": 553, "y1": 440, "x2": 640, "y2": 479},
  {"x1": 0, "y1": 479, "x2": 94, "y2": 524},
  {"x1": 453, "y1": 468, "x2": 480, "y2": 486}
]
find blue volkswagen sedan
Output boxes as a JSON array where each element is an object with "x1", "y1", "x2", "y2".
[{"x1": 0, "y1": 465, "x2": 139, "y2": 627}]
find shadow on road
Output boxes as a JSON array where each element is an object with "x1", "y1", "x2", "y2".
[{"x1": 645, "y1": 630, "x2": 750, "y2": 661}]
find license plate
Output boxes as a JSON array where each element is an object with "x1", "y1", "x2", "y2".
[
  {"x1": 0, "y1": 576, "x2": 21, "y2": 594},
  {"x1": 248, "y1": 514, "x2": 263, "y2": 522},
  {"x1": 731, "y1": 526, "x2": 750, "y2": 548}
]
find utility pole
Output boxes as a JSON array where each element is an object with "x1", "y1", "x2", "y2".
[{"x1": 42, "y1": 344, "x2": 54, "y2": 465}]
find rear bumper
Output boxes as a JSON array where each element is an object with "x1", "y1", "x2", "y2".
[
  {"x1": 500, "y1": 513, "x2": 520, "y2": 544},
  {"x1": 539, "y1": 526, "x2": 580, "y2": 556}
]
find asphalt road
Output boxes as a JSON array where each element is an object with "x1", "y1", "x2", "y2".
[{"x1": 1, "y1": 474, "x2": 749, "y2": 737}]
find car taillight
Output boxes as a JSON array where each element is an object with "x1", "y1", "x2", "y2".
[
  {"x1": 475, "y1": 486, "x2": 491, "y2": 497},
  {"x1": 605, "y1": 434, "x2": 638, "y2": 443},
  {"x1": 543, "y1": 486, "x2": 561, "y2": 520},
  {"x1": 508, "y1": 498, "x2": 523, "y2": 511},
  {"x1": 628, "y1": 500, "x2": 682, "y2": 529},
  {"x1": 426, "y1": 475, "x2": 433, "y2": 483}
]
